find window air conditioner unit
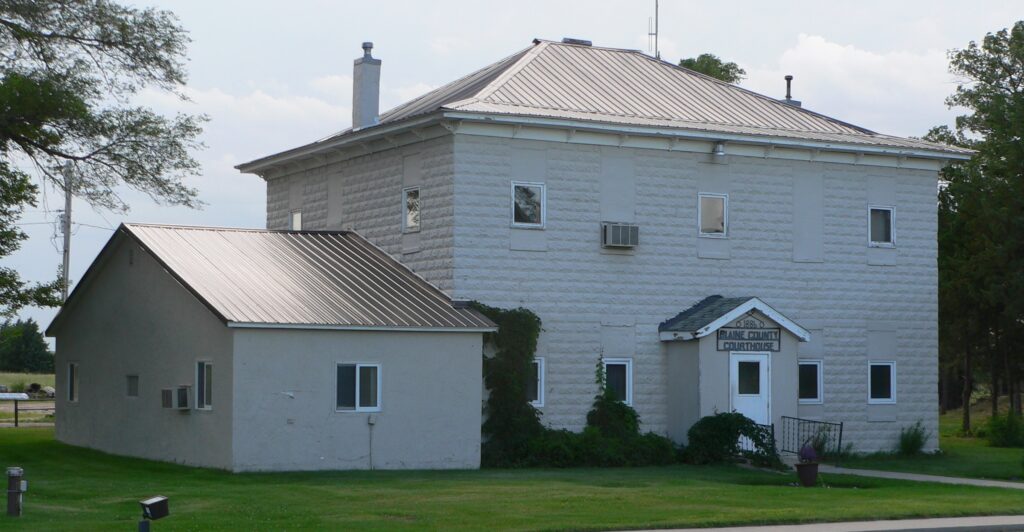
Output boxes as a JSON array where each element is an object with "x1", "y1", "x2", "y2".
[
  {"x1": 161, "y1": 386, "x2": 190, "y2": 410},
  {"x1": 601, "y1": 222, "x2": 639, "y2": 248}
]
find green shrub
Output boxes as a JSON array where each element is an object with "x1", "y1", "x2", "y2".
[
  {"x1": 683, "y1": 412, "x2": 779, "y2": 466},
  {"x1": 986, "y1": 413, "x2": 1024, "y2": 448},
  {"x1": 897, "y1": 420, "x2": 931, "y2": 455},
  {"x1": 586, "y1": 388, "x2": 640, "y2": 440},
  {"x1": 8, "y1": 380, "x2": 25, "y2": 393}
]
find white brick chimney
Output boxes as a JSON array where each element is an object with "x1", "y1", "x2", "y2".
[{"x1": 352, "y1": 42, "x2": 381, "y2": 130}]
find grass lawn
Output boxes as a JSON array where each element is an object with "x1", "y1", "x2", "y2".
[
  {"x1": 0, "y1": 372, "x2": 55, "y2": 389},
  {"x1": 2, "y1": 429, "x2": 1024, "y2": 531},
  {"x1": 838, "y1": 405, "x2": 1024, "y2": 482}
]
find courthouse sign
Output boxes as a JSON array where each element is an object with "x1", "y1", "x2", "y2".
[{"x1": 716, "y1": 315, "x2": 781, "y2": 351}]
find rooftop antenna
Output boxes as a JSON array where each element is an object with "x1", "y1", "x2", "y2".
[{"x1": 647, "y1": 0, "x2": 660, "y2": 59}]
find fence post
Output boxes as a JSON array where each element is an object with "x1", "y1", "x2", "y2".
[{"x1": 12, "y1": 401, "x2": 17, "y2": 428}]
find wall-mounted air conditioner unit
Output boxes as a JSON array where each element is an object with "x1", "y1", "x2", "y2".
[
  {"x1": 161, "y1": 386, "x2": 190, "y2": 410},
  {"x1": 601, "y1": 222, "x2": 639, "y2": 248}
]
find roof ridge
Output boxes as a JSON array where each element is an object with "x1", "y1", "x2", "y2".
[
  {"x1": 123, "y1": 222, "x2": 351, "y2": 235},
  {"x1": 466, "y1": 40, "x2": 551, "y2": 105}
]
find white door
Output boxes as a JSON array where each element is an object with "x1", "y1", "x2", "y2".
[{"x1": 730, "y1": 352, "x2": 770, "y2": 425}]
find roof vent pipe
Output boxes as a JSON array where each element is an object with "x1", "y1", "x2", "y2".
[
  {"x1": 781, "y1": 75, "x2": 802, "y2": 107},
  {"x1": 352, "y1": 42, "x2": 381, "y2": 130}
]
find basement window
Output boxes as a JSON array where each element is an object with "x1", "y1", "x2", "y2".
[
  {"x1": 196, "y1": 361, "x2": 212, "y2": 410},
  {"x1": 698, "y1": 193, "x2": 728, "y2": 237},
  {"x1": 403, "y1": 187, "x2": 420, "y2": 232},
  {"x1": 603, "y1": 358, "x2": 633, "y2": 405},
  {"x1": 868, "y1": 362, "x2": 896, "y2": 404},
  {"x1": 337, "y1": 363, "x2": 381, "y2": 412},
  {"x1": 869, "y1": 206, "x2": 894, "y2": 247},
  {"x1": 511, "y1": 181, "x2": 545, "y2": 228},
  {"x1": 527, "y1": 358, "x2": 545, "y2": 407},
  {"x1": 798, "y1": 361, "x2": 823, "y2": 404}
]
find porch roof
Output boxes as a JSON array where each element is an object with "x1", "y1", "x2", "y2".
[{"x1": 658, "y1": 295, "x2": 810, "y2": 342}]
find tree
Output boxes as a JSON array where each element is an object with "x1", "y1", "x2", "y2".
[
  {"x1": 0, "y1": 0, "x2": 206, "y2": 316},
  {"x1": 934, "y1": 21, "x2": 1024, "y2": 432},
  {"x1": 0, "y1": 319, "x2": 53, "y2": 373},
  {"x1": 679, "y1": 53, "x2": 746, "y2": 83}
]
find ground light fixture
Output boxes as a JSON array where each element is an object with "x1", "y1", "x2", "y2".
[
  {"x1": 6, "y1": 467, "x2": 27, "y2": 517},
  {"x1": 138, "y1": 495, "x2": 169, "y2": 531}
]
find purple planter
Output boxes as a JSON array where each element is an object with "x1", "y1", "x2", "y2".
[{"x1": 795, "y1": 462, "x2": 819, "y2": 487}]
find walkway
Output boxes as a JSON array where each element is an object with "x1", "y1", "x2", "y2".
[
  {"x1": 651, "y1": 514, "x2": 1024, "y2": 531},
  {"x1": 819, "y1": 464, "x2": 1024, "y2": 490}
]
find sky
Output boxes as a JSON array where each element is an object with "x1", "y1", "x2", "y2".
[{"x1": 9, "y1": 0, "x2": 1023, "y2": 338}]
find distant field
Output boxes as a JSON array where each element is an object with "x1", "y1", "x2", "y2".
[{"x1": 0, "y1": 372, "x2": 55, "y2": 389}]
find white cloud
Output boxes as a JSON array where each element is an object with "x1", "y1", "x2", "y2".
[
  {"x1": 430, "y1": 36, "x2": 471, "y2": 55},
  {"x1": 389, "y1": 82, "x2": 437, "y2": 104},
  {"x1": 742, "y1": 34, "x2": 959, "y2": 137}
]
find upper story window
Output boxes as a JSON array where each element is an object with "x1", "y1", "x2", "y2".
[
  {"x1": 798, "y1": 360, "x2": 823, "y2": 404},
  {"x1": 869, "y1": 205, "x2": 894, "y2": 247},
  {"x1": 403, "y1": 187, "x2": 420, "y2": 233},
  {"x1": 527, "y1": 358, "x2": 545, "y2": 407},
  {"x1": 337, "y1": 363, "x2": 381, "y2": 412},
  {"x1": 698, "y1": 193, "x2": 728, "y2": 237},
  {"x1": 290, "y1": 211, "x2": 303, "y2": 231},
  {"x1": 196, "y1": 361, "x2": 212, "y2": 410},
  {"x1": 512, "y1": 181, "x2": 545, "y2": 228},
  {"x1": 602, "y1": 358, "x2": 633, "y2": 405},
  {"x1": 868, "y1": 361, "x2": 896, "y2": 404}
]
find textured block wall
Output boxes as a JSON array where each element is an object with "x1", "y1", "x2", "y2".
[
  {"x1": 265, "y1": 136, "x2": 457, "y2": 292},
  {"x1": 451, "y1": 135, "x2": 939, "y2": 453}
]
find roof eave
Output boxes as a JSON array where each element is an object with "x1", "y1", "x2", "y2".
[
  {"x1": 659, "y1": 297, "x2": 811, "y2": 343},
  {"x1": 441, "y1": 111, "x2": 974, "y2": 161},
  {"x1": 226, "y1": 322, "x2": 497, "y2": 333},
  {"x1": 235, "y1": 112, "x2": 447, "y2": 175}
]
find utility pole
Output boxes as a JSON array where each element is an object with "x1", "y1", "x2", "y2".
[{"x1": 60, "y1": 164, "x2": 73, "y2": 301}]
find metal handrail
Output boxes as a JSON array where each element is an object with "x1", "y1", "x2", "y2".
[{"x1": 780, "y1": 416, "x2": 844, "y2": 457}]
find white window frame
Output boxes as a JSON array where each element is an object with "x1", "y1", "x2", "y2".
[
  {"x1": 126, "y1": 374, "x2": 140, "y2": 398},
  {"x1": 602, "y1": 357, "x2": 633, "y2": 406},
  {"x1": 67, "y1": 362, "x2": 79, "y2": 403},
  {"x1": 510, "y1": 181, "x2": 546, "y2": 229},
  {"x1": 336, "y1": 362, "x2": 382, "y2": 413},
  {"x1": 529, "y1": 357, "x2": 545, "y2": 407},
  {"x1": 798, "y1": 360, "x2": 823, "y2": 405},
  {"x1": 868, "y1": 361, "x2": 897, "y2": 404},
  {"x1": 402, "y1": 186, "x2": 421, "y2": 233},
  {"x1": 698, "y1": 192, "x2": 729, "y2": 238},
  {"x1": 868, "y1": 205, "x2": 895, "y2": 248},
  {"x1": 289, "y1": 210, "x2": 303, "y2": 231},
  {"x1": 195, "y1": 360, "x2": 213, "y2": 410}
]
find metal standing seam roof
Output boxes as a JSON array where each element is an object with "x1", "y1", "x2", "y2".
[
  {"x1": 249, "y1": 39, "x2": 972, "y2": 166},
  {"x1": 50, "y1": 224, "x2": 494, "y2": 333}
]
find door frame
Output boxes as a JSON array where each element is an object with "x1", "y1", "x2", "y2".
[{"x1": 728, "y1": 351, "x2": 771, "y2": 424}]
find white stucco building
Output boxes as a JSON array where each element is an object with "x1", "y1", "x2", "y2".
[
  {"x1": 48, "y1": 224, "x2": 493, "y2": 471},
  {"x1": 236, "y1": 39, "x2": 971, "y2": 453}
]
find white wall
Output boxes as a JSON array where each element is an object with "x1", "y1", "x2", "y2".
[
  {"x1": 449, "y1": 134, "x2": 939, "y2": 453},
  {"x1": 231, "y1": 328, "x2": 482, "y2": 471},
  {"x1": 52, "y1": 236, "x2": 235, "y2": 469}
]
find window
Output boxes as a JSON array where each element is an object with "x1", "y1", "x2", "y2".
[
  {"x1": 698, "y1": 193, "x2": 728, "y2": 237},
  {"x1": 126, "y1": 375, "x2": 139, "y2": 398},
  {"x1": 737, "y1": 361, "x2": 761, "y2": 395},
  {"x1": 337, "y1": 363, "x2": 381, "y2": 412},
  {"x1": 527, "y1": 358, "x2": 545, "y2": 407},
  {"x1": 602, "y1": 358, "x2": 633, "y2": 405},
  {"x1": 196, "y1": 361, "x2": 212, "y2": 410},
  {"x1": 290, "y1": 210, "x2": 302, "y2": 231},
  {"x1": 511, "y1": 181, "x2": 545, "y2": 228},
  {"x1": 869, "y1": 205, "x2": 894, "y2": 247},
  {"x1": 402, "y1": 187, "x2": 420, "y2": 232},
  {"x1": 868, "y1": 362, "x2": 896, "y2": 404},
  {"x1": 68, "y1": 363, "x2": 79, "y2": 402},
  {"x1": 798, "y1": 361, "x2": 823, "y2": 404}
]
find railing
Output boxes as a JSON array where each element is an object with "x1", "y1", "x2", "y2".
[
  {"x1": 738, "y1": 422, "x2": 775, "y2": 454},
  {"x1": 1, "y1": 399, "x2": 55, "y2": 427},
  {"x1": 780, "y1": 416, "x2": 844, "y2": 457}
]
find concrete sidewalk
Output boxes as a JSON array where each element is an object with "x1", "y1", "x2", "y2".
[
  {"x1": 819, "y1": 465, "x2": 1024, "y2": 490},
  {"x1": 648, "y1": 515, "x2": 1024, "y2": 531}
]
